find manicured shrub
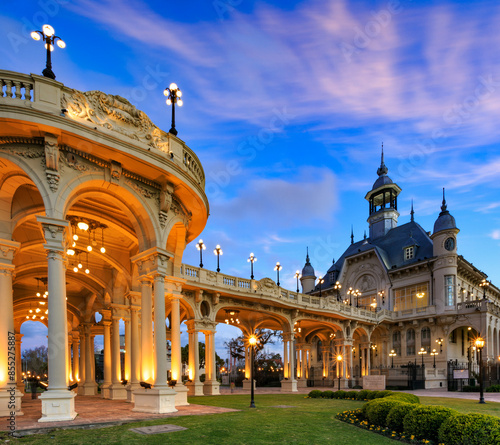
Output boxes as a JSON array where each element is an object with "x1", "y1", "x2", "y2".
[
  {"x1": 374, "y1": 390, "x2": 393, "y2": 398},
  {"x1": 385, "y1": 402, "x2": 417, "y2": 433},
  {"x1": 438, "y1": 412, "x2": 500, "y2": 445},
  {"x1": 321, "y1": 390, "x2": 334, "y2": 399},
  {"x1": 365, "y1": 398, "x2": 404, "y2": 427},
  {"x1": 462, "y1": 385, "x2": 480, "y2": 392},
  {"x1": 308, "y1": 389, "x2": 322, "y2": 398},
  {"x1": 346, "y1": 390, "x2": 358, "y2": 400},
  {"x1": 333, "y1": 390, "x2": 346, "y2": 399},
  {"x1": 403, "y1": 405, "x2": 456, "y2": 442},
  {"x1": 365, "y1": 390, "x2": 379, "y2": 400},
  {"x1": 386, "y1": 392, "x2": 420, "y2": 404},
  {"x1": 486, "y1": 384, "x2": 500, "y2": 393},
  {"x1": 356, "y1": 389, "x2": 369, "y2": 400}
]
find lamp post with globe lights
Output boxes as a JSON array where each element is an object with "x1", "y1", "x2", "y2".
[
  {"x1": 248, "y1": 253, "x2": 257, "y2": 279},
  {"x1": 274, "y1": 262, "x2": 282, "y2": 286},
  {"x1": 318, "y1": 276, "x2": 325, "y2": 297},
  {"x1": 196, "y1": 239, "x2": 206, "y2": 268},
  {"x1": 389, "y1": 349, "x2": 397, "y2": 368},
  {"x1": 164, "y1": 83, "x2": 183, "y2": 136},
  {"x1": 213, "y1": 245, "x2": 222, "y2": 272},
  {"x1": 31, "y1": 24, "x2": 66, "y2": 79},
  {"x1": 418, "y1": 347, "x2": 427, "y2": 367},
  {"x1": 248, "y1": 335, "x2": 258, "y2": 408},
  {"x1": 430, "y1": 349, "x2": 438, "y2": 368},
  {"x1": 336, "y1": 354, "x2": 343, "y2": 390},
  {"x1": 334, "y1": 281, "x2": 342, "y2": 302},
  {"x1": 475, "y1": 337, "x2": 486, "y2": 404},
  {"x1": 295, "y1": 271, "x2": 300, "y2": 293}
]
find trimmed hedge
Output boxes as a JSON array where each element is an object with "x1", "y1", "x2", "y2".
[
  {"x1": 403, "y1": 405, "x2": 456, "y2": 443},
  {"x1": 385, "y1": 402, "x2": 417, "y2": 433},
  {"x1": 374, "y1": 390, "x2": 393, "y2": 398},
  {"x1": 438, "y1": 412, "x2": 500, "y2": 445},
  {"x1": 346, "y1": 390, "x2": 358, "y2": 400},
  {"x1": 321, "y1": 390, "x2": 334, "y2": 399},
  {"x1": 356, "y1": 389, "x2": 369, "y2": 400},
  {"x1": 365, "y1": 390, "x2": 379, "y2": 400},
  {"x1": 486, "y1": 384, "x2": 500, "y2": 393},
  {"x1": 386, "y1": 392, "x2": 420, "y2": 404},
  {"x1": 333, "y1": 390, "x2": 346, "y2": 399},
  {"x1": 365, "y1": 398, "x2": 404, "y2": 427},
  {"x1": 308, "y1": 390, "x2": 322, "y2": 398}
]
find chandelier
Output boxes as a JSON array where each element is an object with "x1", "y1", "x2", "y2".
[
  {"x1": 26, "y1": 277, "x2": 49, "y2": 321},
  {"x1": 66, "y1": 248, "x2": 90, "y2": 274},
  {"x1": 67, "y1": 215, "x2": 107, "y2": 254},
  {"x1": 224, "y1": 310, "x2": 240, "y2": 325}
]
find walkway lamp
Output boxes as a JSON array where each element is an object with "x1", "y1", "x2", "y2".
[
  {"x1": 318, "y1": 276, "x2": 325, "y2": 297},
  {"x1": 378, "y1": 290, "x2": 385, "y2": 305},
  {"x1": 274, "y1": 262, "x2": 282, "y2": 286},
  {"x1": 196, "y1": 239, "x2": 206, "y2": 268},
  {"x1": 31, "y1": 24, "x2": 65, "y2": 79},
  {"x1": 248, "y1": 335, "x2": 258, "y2": 408},
  {"x1": 248, "y1": 253, "x2": 257, "y2": 279},
  {"x1": 295, "y1": 271, "x2": 300, "y2": 293},
  {"x1": 164, "y1": 83, "x2": 183, "y2": 136},
  {"x1": 334, "y1": 281, "x2": 342, "y2": 302},
  {"x1": 480, "y1": 279, "x2": 490, "y2": 299},
  {"x1": 430, "y1": 349, "x2": 438, "y2": 368},
  {"x1": 436, "y1": 338, "x2": 443, "y2": 353},
  {"x1": 418, "y1": 347, "x2": 427, "y2": 367},
  {"x1": 475, "y1": 337, "x2": 485, "y2": 404},
  {"x1": 389, "y1": 349, "x2": 396, "y2": 368},
  {"x1": 336, "y1": 354, "x2": 343, "y2": 390},
  {"x1": 214, "y1": 245, "x2": 222, "y2": 272}
]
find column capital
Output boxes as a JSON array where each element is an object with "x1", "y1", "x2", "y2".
[
  {"x1": 282, "y1": 332, "x2": 294, "y2": 342},
  {"x1": 130, "y1": 247, "x2": 172, "y2": 277},
  {"x1": 37, "y1": 216, "x2": 69, "y2": 252},
  {"x1": 0, "y1": 239, "x2": 21, "y2": 264},
  {"x1": 165, "y1": 277, "x2": 186, "y2": 295}
]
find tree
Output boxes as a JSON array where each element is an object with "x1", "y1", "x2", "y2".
[
  {"x1": 181, "y1": 342, "x2": 224, "y2": 369},
  {"x1": 22, "y1": 345, "x2": 48, "y2": 376},
  {"x1": 225, "y1": 329, "x2": 280, "y2": 361}
]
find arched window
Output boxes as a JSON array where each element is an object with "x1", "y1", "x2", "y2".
[
  {"x1": 406, "y1": 329, "x2": 415, "y2": 356},
  {"x1": 392, "y1": 331, "x2": 401, "y2": 356},
  {"x1": 421, "y1": 327, "x2": 431, "y2": 352}
]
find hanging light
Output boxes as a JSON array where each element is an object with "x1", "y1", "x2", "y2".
[
  {"x1": 73, "y1": 266, "x2": 78, "y2": 273},
  {"x1": 87, "y1": 230, "x2": 92, "y2": 251},
  {"x1": 100, "y1": 227, "x2": 106, "y2": 253},
  {"x1": 77, "y1": 221, "x2": 89, "y2": 231},
  {"x1": 85, "y1": 251, "x2": 90, "y2": 274}
]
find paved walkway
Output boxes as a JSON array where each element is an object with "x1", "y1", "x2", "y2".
[{"x1": 2, "y1": 387, "x2": 499, "y2": 435}]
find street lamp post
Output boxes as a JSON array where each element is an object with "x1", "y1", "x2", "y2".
[
  {"x1": 248, "y1": 253, "x2": 257, "y2": 279},
  {"x1": 214, "y1": 245, "x2": 223, "y2": 272},
  {"x1": 418, "y1": 347, "x2": 427, "y2": 367},
  {"x1": 274, "y1": 262, "x2": 282, "y2": 286},
  {"x1": 31, "y1": 24, "x2": 66, "y2": 80},
  {"x1": 318, "y1": 276, "x2": 325, "y2": 297},
  {"x1": 436, "y1": 338, "x2": 443, "y2": 353},
  {"x1": 475, "y1": 337, "x2": 486, "y2": 404},
  {"x1": 430, "y1": 349, "x2": 438, "y2": 368},
  {"x1": 295, "y1": 271, "x2": 300, "y2": 293},
  {"x1": 249, "y1": 335, "x2": 257, "y2": 408},
  {"x1": 378, "y1": 290, "x2": 385, "y2": 306},
  {"x1": 336, "y1": 354, "x2": 343, "y2": 390},
  {"x1": 164, "y1": 83, "x2": 183, "y2": 136},
  {"x1": 334, "y1": 281, "x2": 342, "y2": 302},
  {"x1": 389, "y1": 349, "x2": 396, "y2": 368},
  {"x1": 480, "y1": 279, "x2": 490, "y2": 300},
  {"x1": 196, "y1": 239, "x2": 206, "y2": 268}
]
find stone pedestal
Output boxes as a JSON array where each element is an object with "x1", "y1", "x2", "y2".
[
  {"x1": 0, "y1": 388, "x2": 23, "y2": 416},
  {"x1": 204, "y1": 380, "x2": 220, "y2": 395},
  {"x1": 173, "y1": 383, "x2": 189, "y2": 406},
  {"x1": 186, "y1": 380, "x2": 204, "y2": 396},
  {"x1": 101, "y1": 384, "x2": 111, "y2": 399},
  {"x1": 109, "y1": 384, "x2": 128, "y2": 400},
  {"x1": 242, "y1": 379, "x2": 255, "y2": 391},
  {"x1": 296, "y1": 379, "x2": 308, "y2": 388},
  {"x1": 38, "y1": 390, "x2": 77, "y2": 422},
  {"x1": 132, "y1": 387, "x2": 177, "y2": 414},
  {"x1": 79, "y1": 382, "x2": 97, "y2": 396},
  {"x1": 126, "y1": 383, "x2": 142, "y2": 402},
  {"x1": 280, "y1": 379, "x2": 298, "y2": 393}
]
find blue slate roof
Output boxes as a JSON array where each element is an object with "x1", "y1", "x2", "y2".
[{"x1": 314, "y1": 221, "x2": 433, "y2": 292}]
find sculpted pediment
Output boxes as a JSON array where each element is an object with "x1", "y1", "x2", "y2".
[{"x1": 62, "y1": 89, "x2": 170, "y2": 151}]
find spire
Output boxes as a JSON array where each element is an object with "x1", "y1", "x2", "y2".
[
  {"x1": 350, "y1": 226, "x2": 354, "y2": 244},
  {"x1": 377, "y1": 142, "x2": 388, "y2": 176},
  {"x1": 410, "y1": 199, "x2": 415, "y2": 222},
  {"x1": 441, "y1": 187, "x2": 447, "y2": 213},
  {"x1": 305, "y1": 247, "x2": 311, "y2": 265}
]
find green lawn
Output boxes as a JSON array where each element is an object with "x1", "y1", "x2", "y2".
[{"x1": 4, "y1": 394, "x2": 500, "y2": 444}]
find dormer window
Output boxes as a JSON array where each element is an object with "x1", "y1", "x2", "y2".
[{"x1": 405, "y1": 246, "x2": 414, "y2": 260}]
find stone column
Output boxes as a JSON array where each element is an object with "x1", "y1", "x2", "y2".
[
  {"x1": 37, "y1": 217, "x2": 76, "y2": 422},
  {"x1": 109, "y1": 314, "x2": 126, "y2": 399},
  {"x1": 101, "y1": 316, "x2": 112, "y2": 398},
  {"x1": 298, "y1": 346, "x2": 307, "y2": 387},
  {"x1": 90, "y1": 335, "x2": 96, "y2": 383},
  {"x1": 153, "y1": 275, "x2": 168, "y2": 388},
  {"x1": 281, "y1": 332, "x2": 297, "y2": 392},
  {"x1": 0, "y1": 239, "x2": 23, "y2": 416},
  {"x1": 67, "y1": 334, "x2": 73, "y2": 382},
  {"x1": 15, "y1": 333, "x2": 24, "y2": 393},
  {"x1": 124, "y1": 318, "x2": 131, "y2": 381},
  {"x1": 77, "y1": 329, "x2": 86, "y2": 395},
  {"x1": 203, "y1": 329, "x2": 220, "y2": 395},
  {"x1": 127, "y1": 307, "x2": 141, "y2": 402},
  {"x1": 140, "y1": 279, "x2": 154, "y2": 383},
  {"x1": 283, "y1": 337, "x2": 289, "y2": 378},
  {"x1": 185, "y1": 320, "x2": 203, "y2": 396},
  {"x1": 71, "y1": 334, "x2": 80, "y2": 384},
  {"x1": 81, "y1": 324, "x2": 96, "y2": 395}
]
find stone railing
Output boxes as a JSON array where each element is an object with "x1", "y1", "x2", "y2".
[
  {"x1": 0, "y1": 69, "x2": 205, "y2": 189},
  {"x1": 179, "y1": 264, "x2": 378, "y2": 321}
]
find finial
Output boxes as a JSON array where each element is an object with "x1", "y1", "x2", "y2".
[
  {"x1": 377, "y1": 143, "x2": 388, "y2": 176},
  {"x1": 351, "y1": 225, "x2": 354, "y2": 245},
  {"x1": 364, "y1": 230, "x2": 367, "y2": 240},
  {"x1": 332, "y1": 257, "x2": 335, "y2": 264},
  {"x1": 410, "y1": 199, "x2": 415, "y2": 222},
  {"x1": 305, "y1": 247, "x2": 310, "y2": 264},
  {"x1": 441, "y1": 187, "x2": 447, "y2": 212}
]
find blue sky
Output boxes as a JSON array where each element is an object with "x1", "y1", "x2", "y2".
[{"x1": 3, "y1": 0, "x2": 500, "y2": 357}]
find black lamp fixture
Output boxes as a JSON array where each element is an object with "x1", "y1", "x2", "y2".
[
  {"x1": 248, "y1": 334, "x2": 258, "y2": 408},
  {"x1": 475, "y1": 337, "x2": 486, "y2": 404},
  {"x1": 334, "y1": 281, "x2": 342, "y2": 302},
  {"x1": 214, "y1": 244, "x2": 223, "y2": 272},
  {"x1": 318, "y1": 276, "x2": 325, "y2": 297},
  {"x1": 31, "y1": 24, "x2": 66, "y2": 79},
  {"x1": 274, "y1": 262, "x2": 282, "y2": 286},
  {"x1": 480, "y1": 279, "x2": 490, "y2": 300},
  {"x1": 294, "y1": 271, "x2": 300, "y2": 293},
  {"x1": 196, "y1": 239, "x2": 206, "y2": 268},
  {"x1": 140, "y1": 381, "x2": 152, "y2": 389},
  {"x1": 164, "y1": 83, "x2": 183, "y2": 136},
  {"x1": 248, "y1": 253, "x2": 257, "y2": 279}
]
